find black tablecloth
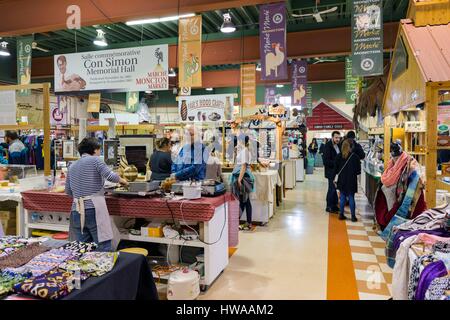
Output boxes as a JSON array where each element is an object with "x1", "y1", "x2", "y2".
[{"x1": 63, "y1": 252, "x2": 158, "y2": 300}]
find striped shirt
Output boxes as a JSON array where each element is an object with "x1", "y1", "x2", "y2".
[{"x1": 65, "y1": 154, "x2": 120, "y2": 210}]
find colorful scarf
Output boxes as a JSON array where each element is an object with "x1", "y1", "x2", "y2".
[{"x1": 381, "y1": 152, "x2": 410, "y2": 187}]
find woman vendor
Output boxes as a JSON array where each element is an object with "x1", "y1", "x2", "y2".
[
  {"x1": 149, "y1": 137, "x2": 173, "y2": 181},
  {"x1": 65, "y1": 137, "x2": 128, "y2": 251}
]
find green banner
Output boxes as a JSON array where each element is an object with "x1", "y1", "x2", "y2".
[
  {"x1": 351, "y1": 0, "x2": 383, "y2": 76},
  {"x1": 17, "y1": 36, "x2": 33, "y2": 96},
  {"x1": 346, "y1": 57, "x2": 360, "y2": 104},
  {"x1": 126, "y1": 92, "x2": 139, "y2": 112}
]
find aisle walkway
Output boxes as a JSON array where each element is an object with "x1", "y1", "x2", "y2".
[{"x1": 200, "y1": 169, "x2": 392, "y2": 300}]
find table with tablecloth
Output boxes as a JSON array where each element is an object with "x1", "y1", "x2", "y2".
[{"x1": 223, "y1": 170, "x2": 281, "y2": 224}]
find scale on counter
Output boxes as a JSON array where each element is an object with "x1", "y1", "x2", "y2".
[
  {"x1": 171, "y1": 180, "x2": 226, "y2": 197},
  {"x1": 109, "y1": 180, "x2": 161, "y2": 196}
]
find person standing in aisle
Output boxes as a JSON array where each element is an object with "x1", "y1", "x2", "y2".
[
  {"x1": 231, "y1": 135, "x2": 255, "y2": 231},
  {"x1": 308, "y1": 138, "x2": 319, "y2": 162},
  {"x1": 319, "y1": 138, "x2": 328, "y2": 156},
  {"x1": 322, "y1": 131, "x2": 341, "y2": 213},
  {"x1": 334, "y1": 139, "x2": 360, "y2": 222},
  {"x1": 65, "y1": 138, "x2": 129, "y2": 251},
  {"x1": 149, "y1": 137, "x2": 173, "y2": 181}
]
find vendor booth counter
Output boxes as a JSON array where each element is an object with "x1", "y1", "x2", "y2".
[{"x1": 20, "y1": 191, "x2": 239, "y2": 291}]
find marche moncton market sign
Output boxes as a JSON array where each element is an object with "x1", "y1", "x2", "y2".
[{"x1": 54, "y1": 45, "x2": 168, "y2": 92}]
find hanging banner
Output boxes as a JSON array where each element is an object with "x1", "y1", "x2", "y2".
[
  {"x1": 87, "y1": 93, "x2": 101, "y2": 113},
  {"x1": 54, "y1": 44, "x2": 169, "y2": 92},
  {"x1": 306, "y1": 84, "x2": 313, "y2": 110},
  {"x1": 126, "y1": 92, "x2": 139, "y2": 112},
  {"x1": 17, "y1": 36, "x2": 33, "y2": 96},
  {"x1": 178, "y1": 15, "x2": 202, "y2": 88},
  {"x1": 178, "y1": 94, "x2": 234, "y2": 123},
  {"x1": 259, "y1": 2, "x2": 287, "y2": 81},
  {"x1": 50, "y1": 96, "x2": 69, "y2": 126},
  {"x1": 264, "y1": 86, "x2": 277, "y2": 105},
  {"x1": 291, "y1": 60, "x2": 307, "y2": 107},
  {"x1": 345, "y1": 57, "x2": 360, "y2": 104},
  {"x1": 351, "y1": 0, "x2": 383, "y2": 76},
  {"x1": 240, "y1": 64, "x2": 256, "y2": 108}
]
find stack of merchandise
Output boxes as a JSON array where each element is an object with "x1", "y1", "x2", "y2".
[
  {"x1": 389, "y1": 205, "x2": 450, "y2": 300},
  {"x1": 0, "y1": 237, "x2": 119, "y2": 300}
]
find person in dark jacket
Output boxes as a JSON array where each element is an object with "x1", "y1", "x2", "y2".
[
  {"x1": 308, "y1": 138, "x2": 319, "y2": 160},
  {"x1": 150, "y1": 137, "x2": 173, "y2": 181},
  {"x1": 319, "y1": 138, "x2": 328, "y2": 156},
  {"x1": 322, "y1": 131, "x2": 341, "y2": 213},
  {"x1": 334, "y1": 139, "x2": 360, "y2": 222},
  {"x1": 343, "y1": 131, "x2": 365, "y2": 175}
]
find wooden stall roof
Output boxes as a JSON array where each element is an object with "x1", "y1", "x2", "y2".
[{"x1": 402, "y1": 19, "x2": 450, "y2": 82}]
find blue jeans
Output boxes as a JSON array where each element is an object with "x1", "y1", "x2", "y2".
[
  {"x1": 69, "y1": 208, "x2": 112, "y2": 251},
  {"x1": 326, "y1": 178, "x2": 338, "y2": 210},
  {"x1": 340, "y1": 192, "x2": 356, "y2": 219}
]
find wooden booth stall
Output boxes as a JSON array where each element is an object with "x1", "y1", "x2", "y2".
[{"x1": 383, "y1": 0, "x2": 450, "y2": 208}]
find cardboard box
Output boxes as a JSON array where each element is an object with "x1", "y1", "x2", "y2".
[{"x1": 141, "y1": 223, "x2": 163, "y2": 238}]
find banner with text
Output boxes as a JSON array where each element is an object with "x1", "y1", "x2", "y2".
[
  {"x1": 87, "y1": 93, "x2": 101, "y2": 113},
  {"x1": 291, "y1": 60, "x2": 307, "y2": 107},
  {"x1": 240, "y1": 64, "x2": 256, "y2": 108},
  {"x1": 179, "y1": 94, "x2": 234, "y2": 123},
  {"x1": 259, "y1": 2, "x2": 287, "y2": 81},
  {"x1": 306, "y1": 84, "x2": 313, "y2": 111},
  {"x1": 351, "y1": 0, "x2": 383, "y2": 76},
  {"x1": 179, "y1": 15, "x2": 202, "y2": 88},
  {"x1": 54, "y1": 45, "x2": 168, "y2": 92},
  {"x1": 17, "y1": 36, "x2": 33, "y2": 96},
  {"x1": 345, "y1": 57, "x2": 360, "y2": 104}
]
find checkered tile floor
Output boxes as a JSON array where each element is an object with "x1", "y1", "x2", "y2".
[{"x1": 342, "y1": 194, "x2": 393, "y2": 300}]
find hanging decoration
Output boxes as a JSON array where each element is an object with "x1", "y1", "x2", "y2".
[
  {"x1": 16, "y1": 36, "x2": 33, "y2": 96},
  {"x1": 240, "y1": 64, "x2": 256, "y2": 108},
  {"x1": 178, "y1": 15, "x2": 202, "y2": 88},
  {"x1": 259, "y1": 2, "x2": 287, "y2": 81},
  {"x1": 291, "y1": 59, "x2": 307, "y2": 107},
  {"x1": 345, "y1": 57, "x2": 360, "y2": 104}
]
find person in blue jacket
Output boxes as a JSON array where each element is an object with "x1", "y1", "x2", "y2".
[
  {"x1": 5, "y1": 131, "x2": 27, "y2": 165},
  {"x1": 171, "y1": 125, "x2": 209, "y2": 181}
]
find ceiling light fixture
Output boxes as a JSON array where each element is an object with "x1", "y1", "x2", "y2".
[
  {"x1": 256, "y1": 63, "x2": 261, "y2": 72},
  {"x1": 276, "y1": 84, "x2": 284, "y2": 88},
  {"x1": 220, "y1": 12, "x2": 236, "y2": 33},
  {"x1": 206, "y1": 87, "x2": 214, "y2": 91},
  {"x1": 126, "y1": 13, "x2": 195, "y2": 26},
  {"x1": 93, "y1": 29, "x2": 108, "y2": 47},
  {"x1": 168, "y1": 68, "x2": 177, "y2": 77},
  {"x1": 145, "y1": 90, "x2": 152, "y2": 94},
  {"x1": 0, "y1": 41, "x2": 11, "y2": 57}
]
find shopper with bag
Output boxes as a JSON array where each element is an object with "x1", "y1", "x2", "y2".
[
  {"x1": 334, "y1": 139, "x2": 360, "y2": 222},
  {"x1": 322, "y1": 131, "x2": 341, "y2": 213}
]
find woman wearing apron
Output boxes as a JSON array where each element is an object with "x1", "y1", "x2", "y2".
[{"x1": 65, "y1": 138, "x2": 128, "y2": 251}]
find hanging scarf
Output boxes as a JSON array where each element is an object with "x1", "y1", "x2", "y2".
[{"x1": 381, "y1": 152, "x2": 410, "y2": 187}]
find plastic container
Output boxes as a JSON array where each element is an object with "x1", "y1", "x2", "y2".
[{"x1": 167, "y1": 268, "x2": 200, "y2": 300}]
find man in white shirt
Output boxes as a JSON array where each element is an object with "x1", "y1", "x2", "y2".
[{"x1": 55, "y1": 55, "x2": 86, "y2": 91}]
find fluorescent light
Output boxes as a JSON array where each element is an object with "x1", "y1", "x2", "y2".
[
  {"x1": 145, "y1": 90, "x2": 152, "y2": 93},
  {"x1": 206, "y1": 87, "x2": 213, "y2": 91},
  {"x1": 126, "y1": 13, "x2": 195, "y2": 26},
  {"x1": 168, "y1": 68, "x2": 176, "y2": 77},
  {"x1": 221, "y1": 13, "x2": 236, "y2": 33},
  {"x1": 256, "y1": 63, "x2": 261, "y2": 72},
  {"x1": 93, "y1": 29, "x2": 108, "y2": 47},
  {"x1": 276, "y1": 84, "x2": 284, "y2": 88},
  {"x1": 0, "y1": 42, "x2": 10, "y2": 57}
]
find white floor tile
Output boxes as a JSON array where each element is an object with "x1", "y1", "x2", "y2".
[
  {"x1": 351, "y1": 253, "x2": 378, "y2": 263},
  {"x1": 368, "y1": 236, "x2": 385, "y2": 243},
  {"x1": 373, "y1": 248, "x2": 386, "y2": 256},
  {"x1": 354, "y1": 269, "x2": 386, "y2": 283},
  {"x1": 358, "y1": 292, "x2": 391, "y2": 300},
  {"x1": 347, "y1": 229, "x2": 368, "y2": 236},
  {"x1": 349, "y1": 239, "x2": 372, "y2": 248}
]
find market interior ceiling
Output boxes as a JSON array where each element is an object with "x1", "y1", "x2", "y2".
[{"x1": 0, "y1": 0, "x2": 408, "y2": 86}]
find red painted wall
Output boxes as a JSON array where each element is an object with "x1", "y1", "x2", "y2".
[{"x1": 306, "y1": 101, "x2": 354, "y2": 130}]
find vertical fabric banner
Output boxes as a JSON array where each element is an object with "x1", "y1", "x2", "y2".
[
  {"x1": 178, "y1": 15, "x2": 202, "y2": 88},
  {"x1": 264, "y1": 86, "x2": 277, "y2": 105},
  {"x1": 291, "y1": 60, "x2": 308, "y2": 107},
  {"x1": 306, "y1": 84, "x2": 313, "y2": 111},
  {"x1": 17, "y1": 36, "x2": 33, "y2": 96},
  {"x1": 351, "y1": 0, "x2": 383, "y2": 76},
  {"x1": 240, "y1": 64, "x2": 256, "y2": 108},
  {"x1": 88, "y1": 93, "x2": 101, "y2": 113},
  {"x1": 259, "y1": 2, "x2": 287, "y2": 81},
  {"x1": 126, "y1": 92, "x2": 139, "y2": 112},
  {"x1": 345, "y1": 57, "x2": 360, "y2": 104}
]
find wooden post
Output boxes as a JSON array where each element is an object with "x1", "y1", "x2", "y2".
[
  {"x1": 384, "y1": 115, "x2": 391, "y2": 169},
  {"x1": 222, "y1": 122, "x2": 225, "y2": 164},
  {"x1": 425, "y1": 83, "x2": 438, "y2": 208},
  {"x1": 42, "y1": 83, "x2": 51, "y2": 176}
]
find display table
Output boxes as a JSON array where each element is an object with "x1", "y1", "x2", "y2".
[
  {"x1": 0, "y1": 192, "x2": 24, "y2": 237},
  {"x1": 284, "y1": 159, "x2": 297, "y2": 189},
  {"x1": 64, "y1": 252, "x2": 158, "y2": 300},
  {"x1": 223, "y1": 170, "x2": 281, "y2": 225},
  {"x1": 20, "y1": 190, "x2": 236, "y2": 290},
  {"x1": 363, "y1": 169, "x2": 381, "y2": 207}
]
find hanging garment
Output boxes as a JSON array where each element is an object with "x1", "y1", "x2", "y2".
[
  {"x1": 408, "y1": 254, "x2": 436, "y2": 300},
  {"x1": 392, "y1": 235, "x2": 419, "y2": 300},
  {"x1": 425, "y1": 276, "x2": 450, "y2": 300},
  {"x1": 415, "y1": 260, "x2": 447, "y2": 300},
  {"x1": 381, "y1": 152, "x2": 410, "y2": 187},
  {"x1": 396, "y1": 207, "x2": 449, "y2": 232}
]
